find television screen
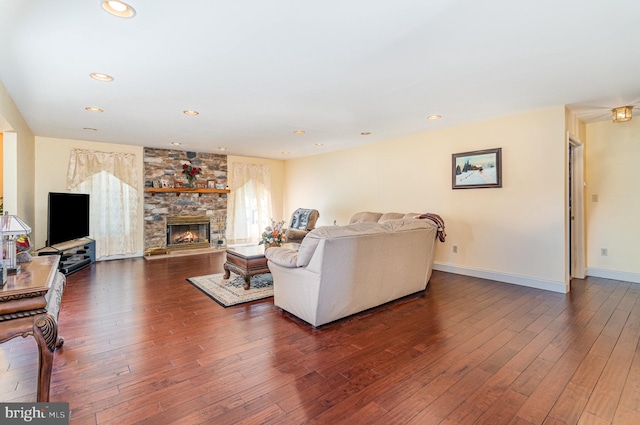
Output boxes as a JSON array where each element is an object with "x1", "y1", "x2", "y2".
[{"x1": 47, "y1": 192, "x2": 90, "y2": 246}]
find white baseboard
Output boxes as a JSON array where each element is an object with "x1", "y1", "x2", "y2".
[
  {"x1": 586, "y1": 268, "x2": 640, "y2": 283},
  {"x1": 97, "y1": 251, "x2": 144, "y2": 261},
  {"x1": 433, "y1": 262, "x2": 568, "y2": 293}
]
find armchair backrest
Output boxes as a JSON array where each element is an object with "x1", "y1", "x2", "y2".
[{"x1": 289, "y1": 208, "x2": 320, "y2": 231}]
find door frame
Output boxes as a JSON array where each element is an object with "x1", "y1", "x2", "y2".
[{"x1": 566, "y1": 132, "x2": 586, "y2": 282}]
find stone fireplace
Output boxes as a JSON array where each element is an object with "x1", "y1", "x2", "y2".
[
  {"x1": 143, "y1": 148, "x2": 228, "y2": 251},
  {"x1": 166, "y1": 216, "x2": 211, "y2": 251}
]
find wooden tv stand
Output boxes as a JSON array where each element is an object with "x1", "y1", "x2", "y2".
[{"x1": 36, "y1": 238, "x2": 96, "y2": 275}]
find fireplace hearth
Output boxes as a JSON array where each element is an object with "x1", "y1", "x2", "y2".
[{"x1": 166, "y1": 216, "x2": 211, "y2": 251}]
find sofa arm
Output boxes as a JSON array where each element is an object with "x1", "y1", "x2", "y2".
[{"x1": 265, "y1": 247, "x2": 298, "y2": 268}]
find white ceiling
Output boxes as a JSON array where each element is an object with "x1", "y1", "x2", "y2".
[{"x1": 1, "y1": 0, "x2": 639, "y2": 159}]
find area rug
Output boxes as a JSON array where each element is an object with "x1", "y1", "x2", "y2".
[{"x1": 186, "y1": 273, "x2": 273, "y2": 307}]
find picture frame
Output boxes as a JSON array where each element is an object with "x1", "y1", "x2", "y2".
[
  {"x1": 207, "y1": 180, "x2": 216, "y2": 189},
  {"x1": 215, "y1": 183, "x2": 225, "y2": 190},
  {"x1": 452, "y1": 147, "x2": 502, "y2": 189},
  {"x1": 195, "y1": 181, "x2": 206, "y2": 189},
  {"x1": 174, "y1": 181, "x2": 184, "y2": 189}
]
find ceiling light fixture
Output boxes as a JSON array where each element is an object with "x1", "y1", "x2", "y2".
[
  {"x1": 171, "y1": 142, "x2": 182, "y2": 146},
  {"x1": 427, "y1": 115, "x2": 442, "y2": 120},
  {"x1": 360, "y1": 132, "x2": 371, "y2": 136},
  {"x1": 217, "y1": 147, "x2": 227, "y2": 151},
  {"x1": 101, "y1": 1, "x2": 136, "y2": 18},
  {"x1": 612, "y1": 106, "x2": 633, "y2": 123},
  {"x1": 293, "y1": 130, "x2": 305, "y2": 135},
  {"x1": 85, "y1": 107, "x2": 104, "y2": 113},
  {"x1": 315, "y1": 143, "x2": 324, "y2": 147},
  {"x1": 183, "y1": 110, "x2": 199, "y2": 116},
  {"x1": 83, "y1": 127, "x2": 98, "y2": 131},
  {"x1": 89, "y1": 72, "x2": 114, "y2": 82}
]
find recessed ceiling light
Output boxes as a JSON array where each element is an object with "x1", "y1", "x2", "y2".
[
  {"x1": 101, "y1": 1, "x2": 136, "y2": 18},
  {"x1": 282, "y1": 151, "x2": 290, "y2": 155},
  {"x1": 361, "y1": 132, "x2": 371, "y2": 135},
  {"x1": 89, "y1": 73, "x2": 114, "y2": 82},
  {"x1": 427, "y1": 115, "x2": 442, "y2": 120},
  {"x1": 171, "y1": 142, "x2": 182, "y2": 146},
  {"x1": 83, "y1": 127, "x2": 98, "y2": 131},
  {"x1": 183, "y1": 110, "x2": 199, "y2": 116},
  {"x1": 217, "y1": 147, "x2": 227, "y2": 151},
  {"x1": 315, "y1": 143, "x2": 324, "y2": 147},
  {"x1": 293, "y1": 130, "x2": 305, "y2": 135},
  {"x1": 85, "y1": 107, "x2": 104, "y2": 113}
]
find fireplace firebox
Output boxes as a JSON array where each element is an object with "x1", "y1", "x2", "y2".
[{"x1": 166, "y1": 216, "x2": 211, "y2": 251}]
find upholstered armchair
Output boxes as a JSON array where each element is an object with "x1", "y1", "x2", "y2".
[{"x1": 283, "y1": 208, "x2": 320, "y2": 243}]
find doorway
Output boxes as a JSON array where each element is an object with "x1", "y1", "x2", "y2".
[{"x1": 567, "y1": 132, "x2": 585, "y2": 281}]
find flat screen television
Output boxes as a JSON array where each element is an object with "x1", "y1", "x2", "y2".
[{"x1": 47, "y1": 192, "x2": 90, "y2": 246}]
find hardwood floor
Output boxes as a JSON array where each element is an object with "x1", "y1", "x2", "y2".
[{"x1": 2, "y1": 253, "x2": 640, "y2": 424}]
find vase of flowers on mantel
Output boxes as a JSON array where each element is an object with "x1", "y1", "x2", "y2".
[
  {"x1": 259, "y1": 219, "x2": 285, "y2": 248},
  {"x1": 182, "y1": 161, "x2": 202, "y2": 188}
]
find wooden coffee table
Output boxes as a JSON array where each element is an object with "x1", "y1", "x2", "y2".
[
  {"x1": 223, "y1": 244, "x2": 299, "y2": 290},
  {"x1": 223, "y1": 245, "x2": 270, "y2": 290}
]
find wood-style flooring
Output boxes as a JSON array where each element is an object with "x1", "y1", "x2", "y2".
[{"x1": 1, "y1": 253, "x2": 640, "y2": 424}]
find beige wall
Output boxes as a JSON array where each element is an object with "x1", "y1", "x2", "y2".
[
  {"x1": 0, "y1": 132, "x2": 3, "y2": 200},
  {"x1": 0, "y1": 80, "x2": 36, "y2": 228},
  {"x1": 34, "y1": 137, "x2": 145, "y2": 251},
  {"x1": 31, "y1": 144, "x2": 285, "y2": 253},
  {"x1": 585, "y1": 118, "x2": 640, "y2": 282},
  {"x1": 227, "y1": 155, "x2": 285, "y2": 224},
  {"x1": 284, "y1": 106, "x2": 569, "y2": 292}
]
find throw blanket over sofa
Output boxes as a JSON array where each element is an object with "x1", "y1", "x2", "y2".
[{"x1": 265, "y1": 212, "x2": 439, "y2": 327}]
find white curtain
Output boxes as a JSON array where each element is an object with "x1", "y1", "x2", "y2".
[
  {"x1": 67, "y1": 148, "x2": 138, "y2": 259},
  {"x1": 227, "y1": 163, "x2": 272, "y2": 245}
]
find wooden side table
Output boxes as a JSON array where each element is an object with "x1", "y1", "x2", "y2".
[
  {"x1": 0, "y1": 255, "x2": 64, "y2": 402},
  {"x1": 223, "y1": 244, "x2": 300, "y2": 290},
  {"x1": 223, "y1": 245, "x2": 270, "y2": 290}
]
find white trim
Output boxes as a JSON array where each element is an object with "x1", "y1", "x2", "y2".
[
  {"x1": 433, "y1": 262, "x2": 568, "y2": 293},
  {"x1": 97, "y1": 251, "x2": 144, "y2": 261},
  {"x1": 586, "y1": 268, "x2": 640, "y2": 284},
  {"x1": 567, "y1": 132, "x2": 586, "y2": 280}
]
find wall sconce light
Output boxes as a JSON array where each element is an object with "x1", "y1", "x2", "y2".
[
  {"x1": 1, "y1": 213, "x2": 32, "y2": 275},
  {"x1": 612, "y1": 106, "x2": 633, "y2": 123}
]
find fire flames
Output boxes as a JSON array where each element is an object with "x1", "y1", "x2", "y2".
[{"x1": 174, "y1": 231, "x2": 200, "y2": 244}]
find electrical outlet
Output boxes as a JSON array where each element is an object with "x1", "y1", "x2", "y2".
[
  {"x1": 592, "y1": 194, "x2": 599, "y2": 202},
  {"x1": 601, "y1": 248, "x2": 608, "y2": 256},
  {"x1": 453, "y1": 245, "x2": 458, "y2": 254}
]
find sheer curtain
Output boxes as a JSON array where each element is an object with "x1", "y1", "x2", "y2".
[
  {"x1": 67, "y1": 148, "x2": 138, "y2": 259},
  {"x1": 227, "y1": 163, "x2": 273, "y2": 245}
]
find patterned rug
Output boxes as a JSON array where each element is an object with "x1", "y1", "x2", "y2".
[{"x1": 186, "y1": 273, "x2": 273, "y2": 307}]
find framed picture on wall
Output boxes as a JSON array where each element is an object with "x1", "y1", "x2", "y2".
[{"x1": 452, "y1": 147, "x2": 502, "y2": 189}]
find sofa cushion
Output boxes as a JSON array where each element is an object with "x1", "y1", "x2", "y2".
[
  {"x1": 295, "y1": 232, "x2": 323, "y2": 267},
  {"x1": 378, "y1": 212, "x2": 404, "y2": 222},
  {"x1": 349, "y1": 211, "x2": 383, "y2": 224},
  {"x1": 403, "y1": 213, "x2": 421, "y2": 220},
  {"x1": 296, "y1": 222, "x2": 385, "y2": 267},
  {"x1": 264, "y1": 246, "x2": 298, "y2": 268},
  {"x1": 381, "y1": 218, "x2": 436, "y2": 232}
]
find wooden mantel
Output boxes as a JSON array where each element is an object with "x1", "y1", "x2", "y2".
[{"x1": 144, "y1": 188, "x2": 230, "y2": 197}]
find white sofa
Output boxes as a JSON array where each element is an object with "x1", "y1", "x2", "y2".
[{"x1": 264, "y1": 212, "x2": 438, "y2": 327}]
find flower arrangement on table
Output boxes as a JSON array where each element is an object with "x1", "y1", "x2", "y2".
[
  {"x1": 181, "y1": 161, "x2": 202, "y2": 187},
  {"x1": 259, "y1": 219, "x2": 285, "y2": 247}
]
